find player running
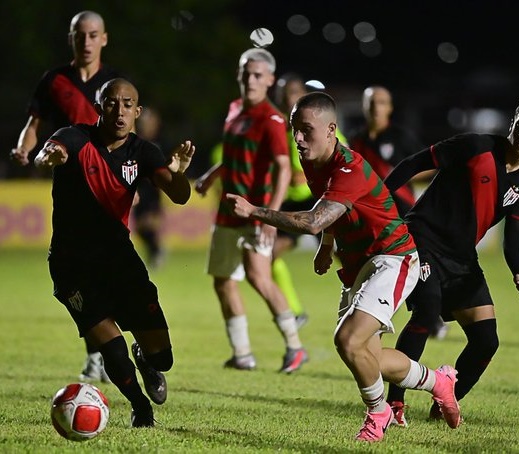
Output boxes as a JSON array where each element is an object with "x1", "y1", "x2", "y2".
[{"x1": 227, "y1": 91, "x2": 461, "y2": 442}]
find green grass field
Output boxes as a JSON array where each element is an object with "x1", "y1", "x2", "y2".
[{"x1": 1, "y1": 246, "x2": 518, "y2": 453}]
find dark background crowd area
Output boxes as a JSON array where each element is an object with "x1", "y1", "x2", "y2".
[{"x1": 3, "y1": 0, "x2": 519, "y2": 179}]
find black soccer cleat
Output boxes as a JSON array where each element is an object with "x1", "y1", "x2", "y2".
[
  {"x1": 131, "y1": 342, "x2": 167, "y2": 405},
  {"x1": 131, "y1": 406, "x2": 155, "y2": 428}
]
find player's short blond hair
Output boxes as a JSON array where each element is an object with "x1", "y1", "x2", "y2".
[
  {"x1": 70, "y1": 10, "x2": 105, "y2": 32},
  {"x1": 238, "y1": 48, "x2": 276, "y2": 73}
]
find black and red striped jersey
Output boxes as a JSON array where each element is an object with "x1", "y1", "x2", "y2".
[
  {"x1": 407, "y1": 133, "x2": 519, "y2": 260},
  {"x1": 47, "y1": 124, "x2": 167, "y2": 256},
  {"x1": 28, "y1": 63, "x2": 120, "y2": 130},
  {"x1": 350, "y1": 124, "x2": 422, "y2": 214}
]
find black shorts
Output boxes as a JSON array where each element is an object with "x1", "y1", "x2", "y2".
[
  {"x1": 49, "y1": 245, "x2": 168, "y2": 337},
  {"x1": 278, "y1": 197, "x2": 320, "y2": 243},
  {"x1": 406, "y1": 249, "x2": 493, "y2": 322}
]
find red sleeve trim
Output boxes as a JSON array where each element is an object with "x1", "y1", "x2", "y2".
[{"x1": 430, "y1": 145, "x2": 439, "y2": 167}]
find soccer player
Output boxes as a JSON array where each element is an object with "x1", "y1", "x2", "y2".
[
  {"x1": 383, "y1": 108, "x2": 519, "y2": 427},
  {"x1": 226, "y1": 91, "x2": 461, "y2": 442},
  {"x1": 350, "y1": 85, "x2": 448, "y2": 340},
  {"x1": 349, "y1": 86, "x2": 422, "y2": 214},
  {"x1": 272, "y1": 73, "x2": 348, "y2": 328},
  {"x1": 195, "y1": 49, "x2": 307, "y2": 373},
  {"x1": 34, "y1": 78, "x2": 195, "y2": 427},
  {"x1": 10, "y1": 10, "x2": 120, "y2": 383}
]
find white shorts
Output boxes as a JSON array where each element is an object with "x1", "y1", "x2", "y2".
[
  {"x1": 334, "y1": 252, "x2": 419, "y2": 336},
  {"x1": 206, "y1": 225, "x2": 272, "y2": 281}
]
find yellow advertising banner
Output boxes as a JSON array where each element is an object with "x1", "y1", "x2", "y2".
[{"x1": 0, "y1": 180, "x2": 217, "y2": 249}]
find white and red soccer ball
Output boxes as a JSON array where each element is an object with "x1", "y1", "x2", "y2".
[{"x1": 50, "y1": 383, "x2": 109, "y2": 441}]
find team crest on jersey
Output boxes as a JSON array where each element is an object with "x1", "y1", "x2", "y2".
[
  {"x1": 419, "y1": 262, "x2": 431, "y2": 281},
  {"x1": 379, "y1": 143, "x2": 394, "y2": 160},
  {"x1": 68, "y1": 290, "x2": 83, "y2": 311},
  {"x1": 230, "y1": 118, "x2": 253, "y2": 135},
  {"x1": 122, "y1": 160, "x2": 138, "y2": 184},
  {"x1": 503, "y1": 185, "x2": 519, "y2": 207}
]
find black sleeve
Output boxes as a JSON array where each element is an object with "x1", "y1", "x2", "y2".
[
  {"x1": 48, "y1": 126, "x2": 86, "y2": 158},
  {"x1": 503, "y1": 216, "x2": 519, "y2": 276},
  {"x1": 384, "y1": 148, "x2": 435, "y2": 191},
  {"x1": 28, "y1": 70, "x2": 53, "y2": 119},
  {"x1": 139, "y1": 139, "x2": 168, "y2": 179},
  {"x1": 431, "y1": 133, "x2": 495, "y2": 169}
]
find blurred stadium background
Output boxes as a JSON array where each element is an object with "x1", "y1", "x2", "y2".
[{"x1": 1, "y1": 0, "x2": 517, "y2": 249}]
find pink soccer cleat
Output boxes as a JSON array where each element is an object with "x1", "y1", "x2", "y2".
[
  {"x1": 355, "y1": 402, "x2": 394, "y2": 442},
  {"x1": 432, "y1": 365, "x2": 461, "y2": 428}
]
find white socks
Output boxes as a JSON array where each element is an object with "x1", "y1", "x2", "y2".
[
  {"x1": 397, "y1": 360, "x2": 436, "y2": 392},
  {"x1": 360, "y1": 375, "x2": 386, "y2": 413},
  {"x1": 275, "y1": 311, "x2": 302, "y2": 350},
  {"x1": 226, "y1": 315, "x2": 251, "y2": 357},
  {"x1": 226, "y1": 311, "x2": 302, "y2": 357}
]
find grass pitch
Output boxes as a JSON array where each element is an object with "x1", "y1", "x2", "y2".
[{"x1": 0, "y1": 247, "x2": 518, "y2": 453}]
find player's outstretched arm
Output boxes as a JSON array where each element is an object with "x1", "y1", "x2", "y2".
[
  {"x1": 195, "y1": 163, "x2": 223, "y2": 196},
  {"x1": 154, "y1": 141, "x2": 195, "y2": 205},
  {"x1": 11, "y1": 116, "x2": 42, "y2": 166},
  {"x1": 226, "y1": 194, "x2": 347, "y2": 235},
  {"x1": 385, "y1": 148, "x2": 435, "y2": 191},
  {"x1": 34, "y1": 141, "x2": 68, "y2": 168}
]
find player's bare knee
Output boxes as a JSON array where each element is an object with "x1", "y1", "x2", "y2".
[
  {"x1": 334, "y1": 329, "x2": 359, "y2": 361},
  {"x1": 245, "y1": 272, "x2": 268, "y2": 293},
  {"x1": 213, "y1": 278, "x2": 233, "y2": 298}
]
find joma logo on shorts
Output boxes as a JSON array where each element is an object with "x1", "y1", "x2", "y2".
[{"x1": 68, "y1": 290, "x2": 84, "y2": 311}]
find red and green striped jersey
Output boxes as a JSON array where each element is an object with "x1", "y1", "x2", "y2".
[
  {"x1": 302, "y1": 142, "x2": 416, "y2": 286},
  {"x1": 217, "y1": 98, "x2": 289, "y2": 227}
]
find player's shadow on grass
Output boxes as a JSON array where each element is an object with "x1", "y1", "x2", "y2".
[
  {"x1": 174, "y1": 386, "x2": 356, "y2": 416},
  {"x1": 165, "y1": 425, "x2": 351, "y2": 453}
]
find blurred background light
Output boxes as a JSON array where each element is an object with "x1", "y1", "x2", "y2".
[
  {"x1": 287, "y1": 14, "x2": 311, "y2": 35},
  {"x1": 438, "y1": 42, "x2": 459, "y2": 63},
  {"x1": 322, "y1": 22, "x2": 346, "y2": 44},
  {"x1": 353, "y1": 22, "x2": 376, "y2": 43},
  {"x1": 359, "y1": 39, "x2": 382, "y2": 57}
]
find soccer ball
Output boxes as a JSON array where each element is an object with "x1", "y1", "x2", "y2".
[
  {"x1": 50, "y1": 383, "x2": 109, "y2": 441},
  {"x1": 249, "y1": 28, "x2": 274, "y2": 48}
]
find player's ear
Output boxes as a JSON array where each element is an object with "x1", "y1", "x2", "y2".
[
  {"x1": 102, "y1": 32, "x2": 108, "y2": 48},
  {"x1": 266, "y1": 72, "x2": 275, "y2": 88},
  {"x1": 135, "y1": 106, "x2": 142, "y2": 119},
  {"x1": 327, "y1": 122, "x2": 336, "y2": 137},
  {"x1": 94, "y1": 102, "x2": 102, "y2": 115},
  {"x1": 68, "y1": 32, "x2": 73, "y2": 47}
]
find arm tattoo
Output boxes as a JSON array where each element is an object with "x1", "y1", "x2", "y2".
[{"x1": 253, "y1": 199, "x2": 348, "y2": 235}]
